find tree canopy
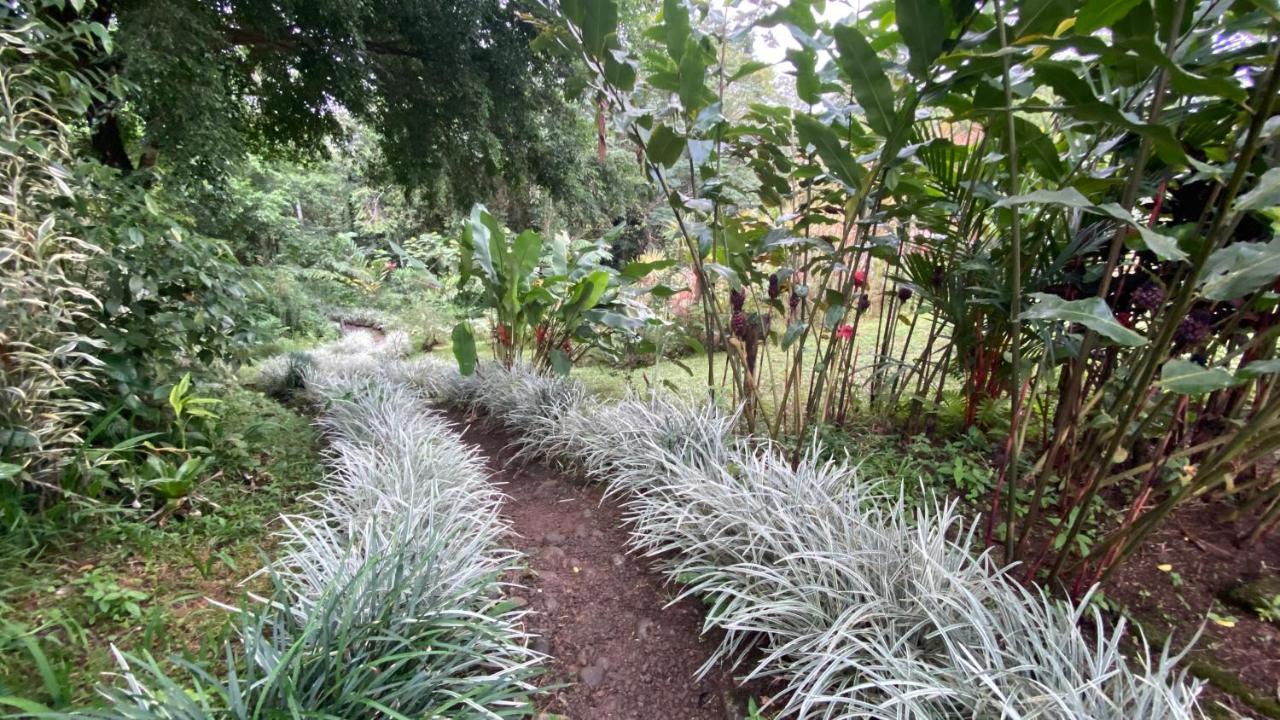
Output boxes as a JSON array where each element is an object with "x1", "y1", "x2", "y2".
[{"x1": 85, "y1": 0, "x2": 592, "y2": 212}]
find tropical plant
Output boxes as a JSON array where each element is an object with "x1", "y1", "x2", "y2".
[
  {"x1": 75, "y1": 167, "x2": 262, "y2": 416},
  {"x1": 73, "y1": 569, "x2": 149, "y2": 624},
  {"x1": 92, "y1": 339, "x2": 540, "y2": 718},
  {"x1": 0, "y1": 6, "x2": 107, "y2": 491},
  {"x1": 452, "y1": 204, "x2": 661, "y2": 374},
  {"x1": 439, "y1": 362, "x2": 1205, "y2": 719},
  {"x1": 541, "y1": 0, "x2": 1280, "y2": 587},
  {"x1": 165, "y1": 374, "x2": 220, "y2": 452}
]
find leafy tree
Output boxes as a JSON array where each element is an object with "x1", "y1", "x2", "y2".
[{"x1": 71, "y1": 0, "x2": 608, "y2": 218}]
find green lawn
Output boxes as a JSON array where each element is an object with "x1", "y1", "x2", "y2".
[{"x1": 431, "y1": 310, "x2": 946, "y2": 424}]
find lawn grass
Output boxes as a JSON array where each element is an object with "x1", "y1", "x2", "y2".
[
  {"x1": 430, "y1": 304, "x2": 942, "y2": 397},
  {"x1": 431, "y1": 308, "x2": 945, "y2": 421},
  {"x1": 0, "y1": 386, "x2": 323, "y2": 708}
]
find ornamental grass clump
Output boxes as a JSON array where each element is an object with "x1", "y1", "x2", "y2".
[
  {"x1": 446, "y1": 364, "x2": 1203, "y2": 719},
  {"x1": 96, "y1": 343, "x2": 538, "y2": 718}
]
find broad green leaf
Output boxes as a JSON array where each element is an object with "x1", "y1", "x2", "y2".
[
  {"x1": 662, "y1": 0, "x2": 690, "y2": 62},
  {"x1": 604, "y1": 52, "x2": 636, "y2": 92},
  {"x1": 1076, "y1": 201, "x2": 1189, "y2": 261},
  {"x1": 562, "y1": 0, "x2": 618, "y2": 58},
  {"x1": 1159, "y1": 359, "x2": 1241, "y2": 394},
  {"x1": 1239, "y1": 359, "x2": 1280, "y2": 379},
  {"x1": 512, "y1": 230, "x2": 542, "y2": 287},
  {"x1": 550, "y1": 232, "x2": 570, "y2": 276},
  {"x1": 569, "y1": 270, "x2": 610, "y2": 313},
  {"x1": 647, "y1": 124, "x2": 686, "y2": 168},
  {"x1": 550, "y1": 349, "x2": 573, "y2": 376},
  {"x1": 622, "y1": 258, "x2": 677, "y2": 280},
  {"x1": 794, "y1": 114, "x2": 864, "y2": 190},
  {"x1": 782, "y1": 321, "x2": 808, "y2": 349},
  {"x1": 995, "y1": 187, "x2": 1092, "y2": 209},
  {"x1": 787, "y1": 47, "x2": 821, "y2": 104},
  {"x1": 896, "y1": 0, "x2": 947, "y2": 79},
  {"x1": 678, "y1": 42, "x2": 708, "y2": 116},
  {"x1": 467, "y1": 205, "x2": 500, "y2": 282},
  {"x1": 0, "y1": 463, "x2": 20, "y2": 481},
  {"x1": 1235, "y1": 167, "x2": 1280, "y2": 211},
  {"x1": 703, "y1": 262, "x2": 741, "y2": 287},
  {"x1": 823, "y1": 304, "x2": 845, "y2": 330},
  {"x1": 1076, "y1": 0, "x2": 1144, "y2": 34},
  {"x1": 586, "y1": 309, "x2": 649, "y2": 330},
  {"x1": 1200, "y1": 240, "x2": 1280, "y2": 300},
  {"x1": 729, "y1": 60, "x2": 770, "y2": 82},
  {"x1": 648, "y1": 283, "x2": 683, "y2": 299},
  {"x1": 1020, "y1": 293, "x2": 1147, "y2": 346},
  {"x1": 831, "y1": 25, "x2": 896, "y2": 138},
  {"x1": 451, "y1": 323, "x2": 477, "y2": 376},
  {"x1": 1014, "y1": 0, "x2": 1073, "y2": 37},
  {"x1": 1132, "y1": 225, "x2": 1187, "y2": 262}
]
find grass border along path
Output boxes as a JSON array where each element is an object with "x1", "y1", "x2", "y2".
[
  {"x1": 440, "y1": 362, "x2": 1206, "y2": 720},
  {"x1": 82, "y1": 333, "x2": 538, "y2": 717}
]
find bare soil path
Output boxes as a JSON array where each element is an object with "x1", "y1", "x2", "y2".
[{"x1": 445, "y1": 410, "x2": 743, "y2": 720}]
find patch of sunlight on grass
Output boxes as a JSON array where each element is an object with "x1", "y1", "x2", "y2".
[{"x1": 428, "y1": 310, "x2": 943, "y2": 419}]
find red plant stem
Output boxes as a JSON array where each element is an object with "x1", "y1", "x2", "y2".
[
  {"x1": 1085, "y1": 395, "x2": 1189, "y2": 592},
  {"x1": 985, "y1": 375, "x2": 1033, "y2": 549}
]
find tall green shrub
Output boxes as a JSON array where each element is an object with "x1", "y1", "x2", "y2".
[{"x1": 0, "y1": 6, "x2": 106, "y2": 489}]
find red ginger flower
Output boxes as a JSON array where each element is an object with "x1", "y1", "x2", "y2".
[{"x1": 836, "y1": 324, "x2": 854, "y2": 340}]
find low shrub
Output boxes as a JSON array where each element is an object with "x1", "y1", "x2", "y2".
[
  {"x1": 441, "y1": 364, "x2": 1204, "y2": 719},
  {"x1": 93, "y1": 341, "x2": 538, "y2": 717}
]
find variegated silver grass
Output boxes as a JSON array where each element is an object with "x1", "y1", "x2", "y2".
[
  {"x1": 443, "y1": 364, "x2": 1204, "y2": 719},
  {"x1": 97, "y1": 343, "x2": 539, "y2": 717}
]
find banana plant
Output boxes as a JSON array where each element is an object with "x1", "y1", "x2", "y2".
[{"x1": 453, "y1": 204, "x2": 658, "y2": 375}]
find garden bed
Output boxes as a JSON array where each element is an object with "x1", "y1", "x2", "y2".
[
  {"x1": 447, "y1": 410, "x2": 747, "y2": 719},
  {"x1": 438, "y1": 362, "x2": 1205, "y2": 719},
  {"x1": 1109, "y1": 500, "x2": 1280, "y2": 718}
]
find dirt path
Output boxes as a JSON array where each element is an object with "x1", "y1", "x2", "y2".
[{"x1": 446, "y1": 410, "x2": 743, "y2": 720}]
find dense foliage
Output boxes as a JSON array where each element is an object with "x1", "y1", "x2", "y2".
[
  {"x1": 5, "y1": 0, "x2": 1280, "y2": 714},
  {"x1": 441, "y1": 362, "x2": 1204, "y2": 718},
  {"x1": 545, "y1": 0, "x2": 1280, "y2": 590}
]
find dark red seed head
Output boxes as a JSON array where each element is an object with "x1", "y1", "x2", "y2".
[
  {"x1": 768, "y1": 273, "x2": 780, "y2": 300},
  {"x1": 1174, "y1": 312, "x2": 1212, "y2": 347},
  {"x1": 857, "y1": 293, "x2": 871, "y2": 313},
  {"x1": 1131, "y1": 283, "x2": 1166, "y2": 313},
  {"x1": 897, "y1": 286, "x2": 913, "y2": 302}
]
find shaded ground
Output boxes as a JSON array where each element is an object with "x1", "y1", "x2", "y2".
[
  {"x1": 1108, "y1": 499, "x2": 1280, "y2": 717},
  {"x1": 446, "y1": 410, "x2": 745, "y2": 720}
]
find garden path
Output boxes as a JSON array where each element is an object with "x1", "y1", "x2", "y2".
[{"x1": 444, "y1": 410, "x2": 744, "y2": 720}]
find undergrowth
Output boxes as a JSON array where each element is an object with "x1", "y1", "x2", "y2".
[
  {"x1": 0, "y1": 387, "x2": 322, "y2": 708},
  {"x1": 80, "y1": 336, "x2": 538, "y2": 717}
]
